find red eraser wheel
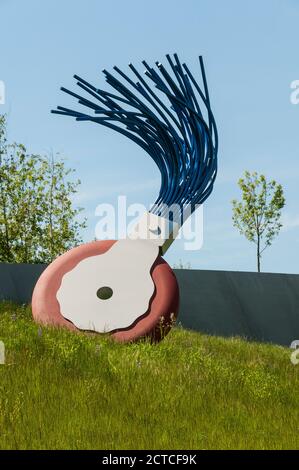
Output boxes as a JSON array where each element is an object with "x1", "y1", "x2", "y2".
[{"x1": 32, "y1": 240, "x2": 179, "y2": 342}]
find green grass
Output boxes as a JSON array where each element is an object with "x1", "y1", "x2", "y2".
[{"x1": 0, "y1": 301, "x2": 299, "y2": 450}]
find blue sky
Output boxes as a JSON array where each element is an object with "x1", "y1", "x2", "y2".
[{"x1": 1, "y1": 0, "x2": 299, "y2": 273}]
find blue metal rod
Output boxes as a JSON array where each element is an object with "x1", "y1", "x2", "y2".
[{"x1": 51, "y1": 54, "x2": 218, "y2": 220}]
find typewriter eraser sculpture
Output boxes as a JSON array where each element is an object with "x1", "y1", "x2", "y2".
[{"x1": 32, "y1": 54, "x2": 218, "y2": 342}]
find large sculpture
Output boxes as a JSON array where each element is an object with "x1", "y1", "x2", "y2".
[{"x1": 32, "y1": 54, "x2": 218, "y2": 342}]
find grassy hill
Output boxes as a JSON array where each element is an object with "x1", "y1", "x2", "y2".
[{"x1": 0, "y1": 301, "x2": 298, "y2": 450}]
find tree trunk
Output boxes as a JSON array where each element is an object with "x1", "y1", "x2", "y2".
[
  {"x1": 0, "y1": 154, "x2": 12, "y2": 262},
  {"x1": 257, "y1": 234, "x2": 261, "y2": 273}
]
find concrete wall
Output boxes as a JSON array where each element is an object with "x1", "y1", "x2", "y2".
[{"x1": 0, "y1": 262, "x2": 299, "y2": 346}]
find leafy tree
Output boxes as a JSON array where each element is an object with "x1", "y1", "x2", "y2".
[
  {"x1": 173, "y1": 259, "x2": 191, "y2": 269},
  {"x1": 0, "y1": 114, "x2": 86, "y2": 263},
  {"x1": 232, "y1": 171, "x2": 285, "y2": 272}
]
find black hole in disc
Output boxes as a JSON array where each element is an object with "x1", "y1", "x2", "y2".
[{"x1": 96, "y1": 286, "x2": 113, "y2": 300}]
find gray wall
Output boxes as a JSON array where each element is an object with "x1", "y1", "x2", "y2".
[
  {"x1": 175, "y1": 269, "x2": 299, "y2": 347},
  {"x1": 0, "y1": 262, "x2": 47, "y2": 304},
  {"x1": 1, "y1": 262, "x2": 299, "y2": 346}
]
